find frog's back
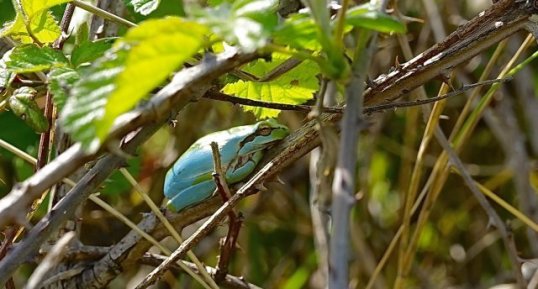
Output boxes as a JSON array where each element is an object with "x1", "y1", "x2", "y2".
[{"x1": 163, "y1": 126, "x2": 254, "y2": 199}]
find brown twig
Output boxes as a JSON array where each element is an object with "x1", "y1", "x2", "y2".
[
  {"x1": 215, "y1": 213, "x2": 243, "y2": 283},
  {"x1": 363, "y1": 0, "x2": 533, "y2": 105},
  {"x1": 140, "y1": 253, "x2": 261, "y2": 289},
  {"x1": 436, "y1": 127, "x2": 526, "y2": 286},
  {"x1": 0, "y1": 228, "x2": 16, "y2": 289},
  {"x1": 205, "y1": 78, "x2": 510, "y2": 116},
  {"x1": 210, "y1": 142, "x2": 234, "y2": 203},
  {"x1": 209, "y1": 142, "x2": 242, "y2": 282},
  {"x1": 231, "y1": 57, "x2": 302, "y2": 82},
  {"x1": 24, "y1": 232, "x2": 76, "y2": 289}
]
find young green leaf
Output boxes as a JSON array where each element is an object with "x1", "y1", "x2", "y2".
[
  {"x1": 4, "y1": 44, "x2": 68, "y2": 73},
  {"x1": 8, "y1": 86, "x2": 49, "y2": 133},
  {"x1": 0, "y1": 0, "x2": 70, "y2": 44},
  {"x1": 130, "y1": 0, "x2": 161, "y2": 16},
  {"x1": 0, "y1": 12, "x2": 61, "y2": 44},
  {"x1": 222, "y1": 54, "x2": 319, "y2": 118}
]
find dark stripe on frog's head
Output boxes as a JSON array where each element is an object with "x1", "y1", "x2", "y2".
[{"x1": 238, "y1": 119, "x2": 289, "y2": 156}]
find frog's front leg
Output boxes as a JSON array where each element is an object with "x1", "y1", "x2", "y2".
[
  {"x1": 166, "y1": 180, "x2": 217, "y2": 212},
  {"x1": 225, "y1": 151, "x2": 264, "y2": 184}
]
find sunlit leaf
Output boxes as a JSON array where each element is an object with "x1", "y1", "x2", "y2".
[
  {"x1": 0, "y1": 0, "x2": 68, "y2": 44},
  {"x1": 4, "y1": 44, "x2": 68, "y2": 73},
  {"x1": 22, "y1": 0, "x2": 70, "y2": 15},
  {"x1": 130, "y1": 0, "x2": 161, "y2": 15},
  {"x1": 97, "y1": 17, "x2": 207, "y2": 140},
  {"x1": 222, "y1": 54, "x2": 319, "y2": 118},
  {"x1": 61, "y1": 17, "x2": 208, "y2": 151}
]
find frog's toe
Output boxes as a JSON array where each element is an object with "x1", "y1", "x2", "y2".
[{"x1": 166, "y1": 180, "x2": 216, "y2": 212}]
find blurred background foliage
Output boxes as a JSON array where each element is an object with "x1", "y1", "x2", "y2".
[{"x1": 2, "y1": 0, "x2": 538, "y2": 288}]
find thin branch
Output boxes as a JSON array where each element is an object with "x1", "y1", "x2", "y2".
[
  {"x1": 205, "y1": 78, "x2": 509, "y2": 115},
  {"x1": 210, "y1": 141, "x2": 241, "y2": 283},
  {"x1": 71, "y1": 0, "x2": 136, "y2": 28},
  {"x1": 120, "y1": 168, "x2": 220, "y2": 289},
  {"x1": 309, "y1": 79, "x2": 335, "y2": 287},
  {"x1": 215, "y1": 214, "x2": 243, "y2": 283},
  {"x1": 140, "y1": 253, "x2": 262, "y2": 289},
  {"x1": 435, "y1": 127, "x2": 525, "y2": 287},
  {"x1": 328, "y1": 27, "x2": 370, "y2": 289},
  {"x1": 231, "y1": 58, "x2": 303, "y2": 82},
  {"x1": 24, "y1": 232, "x2": 76, "y2": 289},
  {"x1": 211, "y1": 142, "x2": 234, "y2": 203},
  {"x1": 204, "y1": 90, "x2": 342, "y2": 113},
  {"x1": 329, "y1": 0, "x2": 389, "y2": 285},
  {"x1": 363, "y1": 0, "x2": 533, "y2": 105}
]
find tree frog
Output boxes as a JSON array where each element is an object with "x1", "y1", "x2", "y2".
[{"x1": 164, "y1": 119, "x2": 289, "y2": 212}]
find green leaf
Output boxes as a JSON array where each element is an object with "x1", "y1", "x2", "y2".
[
  {"x1": 189, "y1": 0, "x2": 278, "y2": 52},
  {"x1": 130, "y1": 0, "x2": 161, "y2": 15},
  {"x1": 7, "y1": 86, "x2": 49, "y2": 133},
  {"x1": 71, "y1": 38, "x2": 115, "y2": 67},
  {"x1": 274, "y1": 4, "x2": 405, "y2": 52},
  {"x1": 222, "y1": 54, "x2": 319, "y2": 118},
  {"x1": 345, "y1": 5, "x2": 406, "y2": 33},
  {"x1": 0, "y1": 0, "x2": 15, "y2": 24},
  {"x1": 61, "y1": 45, "x2": 128, "y2": 151},
  {"x1": 48, "y1": 66, "x2": 79, "y2": 110},
  {"x1": 61, "y1": 17, "x2": 208, "y2": 151},
  {"x1": 4, "y1": 44, "x2": 68, "y2": 73},
  {"x1": 97, "y1": 17, "x2": 207, "y2": 140},
  {"x1": 273, "y1": 14, "x2": 321, "y2": 51},
  {"x1": 22, "y1": 0, "x2": 71, "y2": 15},
  {"x1": 0, "y1": 11, "x2": 61, "y2": 44},
  {"x1": 206, "y1": 0, "x2": 225, "y2": 6},
  {"x1": 0, "y1": 0, "x2": 69, "y2": 44}
]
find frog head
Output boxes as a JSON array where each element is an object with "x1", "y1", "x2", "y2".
[{"x1": 236, "y1": 118, "x2": 289, "y2": 156}]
